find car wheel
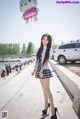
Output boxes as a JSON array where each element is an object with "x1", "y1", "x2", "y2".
[
  {"x1": 58, "y1": 56, "x2": 66, "y2": 65},
  {"x1": 71, "y1": 61, "x2": 75, "y2": 64}
]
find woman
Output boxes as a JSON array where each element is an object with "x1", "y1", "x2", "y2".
[{"x1": 32, "y1": 34, "x2": 58, "y2": 119}]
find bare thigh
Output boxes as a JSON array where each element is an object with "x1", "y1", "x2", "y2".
[
  {"x1": 43, "y1": 78, "x2": 50, "y2": 90},
  {"x1": 39, "y1": 78, "x2": 50, "y2": 90}
]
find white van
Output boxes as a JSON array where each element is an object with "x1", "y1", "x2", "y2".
[{"x1": 53, "y1": 40, "x2": 80, "y2": 64}]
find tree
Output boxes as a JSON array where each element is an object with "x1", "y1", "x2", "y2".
[
  {"x1": 12, "y1": 43, "x2": 20, "y2": 55},
  {"x1": 52, "y1": 44, "x2": 57, "y2": 50},
  {"x1": 0, "y1": 43, "x2": 20, "y2": 57},
  {"x1": 21, "y1": 43, "x2": 27, "y2": 54},
  {"x1": 26, "y1": 42, "x2": 34, "y2": 55}
]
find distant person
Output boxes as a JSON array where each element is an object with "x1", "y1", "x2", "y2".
[
  {"x1": 9, "y1": 63, "x2": 11, "y2": 73},
  {"x1": 1, "y1": 69, "x2": 6, "y2": 77},
  {"x1": 5, "y1": 64, "x2": 9, "y2": 76},
  {"x1": 19, "y1": 62, "x2": 22, "y2": 71},
  {"x1": 15, "y1": 64, "x2": 18, "y2": 71},
  {"x1": 32, "y1": 34, "x2": 58, "y2": 119}
]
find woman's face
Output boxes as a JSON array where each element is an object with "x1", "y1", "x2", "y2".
[{"x1": 42, "y1": 36, "x2": 49, "y2": 46}]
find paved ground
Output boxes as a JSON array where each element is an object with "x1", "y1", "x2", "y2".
[
  {"x1": 0, "y1": 62, "x2": 79, "y2": 119},
  {"x1": 64, "y1": 61, "x2": 80, "y2": 77},
  {"x1": 52, "y1": 61, "x2": 80, "y2": 77}
]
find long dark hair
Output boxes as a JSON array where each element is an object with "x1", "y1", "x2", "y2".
[{"x1": 36, "y1": 34, "x2": 52, "y2": 65}]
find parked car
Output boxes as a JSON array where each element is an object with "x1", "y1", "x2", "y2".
[{"x1": 53, "y1": 40, "x2": 80, "y2": 65}]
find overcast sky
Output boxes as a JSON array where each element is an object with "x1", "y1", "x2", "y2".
[{"x1": 0, "y1": 0, "x2": 80, "y2": 48}]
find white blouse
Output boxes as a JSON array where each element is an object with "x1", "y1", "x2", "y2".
[{"x1": 37, "y1": 46, "x2": 53, "y2": 69}]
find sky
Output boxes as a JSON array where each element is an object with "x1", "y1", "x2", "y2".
[{"x1": 0, "y1": 0, "x2": 80, "y2": 49}]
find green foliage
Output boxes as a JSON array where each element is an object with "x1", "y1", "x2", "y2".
[
  {"x1": 52, "y1": 44, "x2": 58, "y2": 50},
  {"x1": 21, "y1": 43, "x2": 27, "y2": 54},
  {"x1": 0, "y1": 43, "x2": 20, "y2": 56},
  {"x1": 26, "y1": 42, "x2": 34, "y2": 55},
  {"x1": 0, "y1": 42, "x2": 35, "y2": 57}
]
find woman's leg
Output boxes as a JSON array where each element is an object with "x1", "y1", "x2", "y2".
[
  {"x1": 43, "y1": 78, "x2": 55, "y2": 115},
  {"x1": 39, "y1": 79, "x2": 48, "y2": 109}
]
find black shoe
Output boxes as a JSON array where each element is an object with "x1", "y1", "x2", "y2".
[
  {"x1": 55, "y1": 107, "x2": 60, "y2": 117},
  {"x1": 50, "y1": 114, "x2": 57, "y2": 119},
  {"x1": 42, "y1": 103, "x2": 50, "y2": 114},
  {"x1": 50, "y1": 107, "x2": 60, "y2": 119}
]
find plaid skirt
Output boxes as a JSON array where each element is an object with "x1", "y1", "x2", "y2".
[
  {"x1": 35, "y1": 69, "x2": 53, "y2": 79},
  {"x1": 35, "y1": 53, "x2": 53, "y2": 79}
]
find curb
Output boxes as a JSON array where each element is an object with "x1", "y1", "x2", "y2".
[{"x1": 50, "y1": 60, "x2": 80, "y2": 119}]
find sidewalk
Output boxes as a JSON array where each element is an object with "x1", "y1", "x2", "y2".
[{"x1": 0, "y1": 63, "x2": 79, "y2": 119}]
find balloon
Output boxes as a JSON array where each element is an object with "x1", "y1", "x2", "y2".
[{"x1": 19, "y1": 0, "x2": 38, "y2": 23}]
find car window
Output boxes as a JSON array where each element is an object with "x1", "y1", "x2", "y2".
[
  {"x1": 59, "y1": 44, "x2": 68, "y2": 49},
  {"x1": 67, "y1": 43, "x2": 75, "y2": 48},
  {"x1": 75, "y1": 43, "x2": 80, "y2": 48},
  {"x1": 59, "y1": 43, "x2": 75, "y2": 49}
]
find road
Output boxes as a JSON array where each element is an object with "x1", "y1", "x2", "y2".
[
  {"x1": 0, "y1": 62, "x2": 79, "y2": 119},
  {"x1": 53, "y1": 61, "x2": 80, "y2": 77},
  {"x1": 64, "y1": 61, "x2": 80, "y2": 77}
]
